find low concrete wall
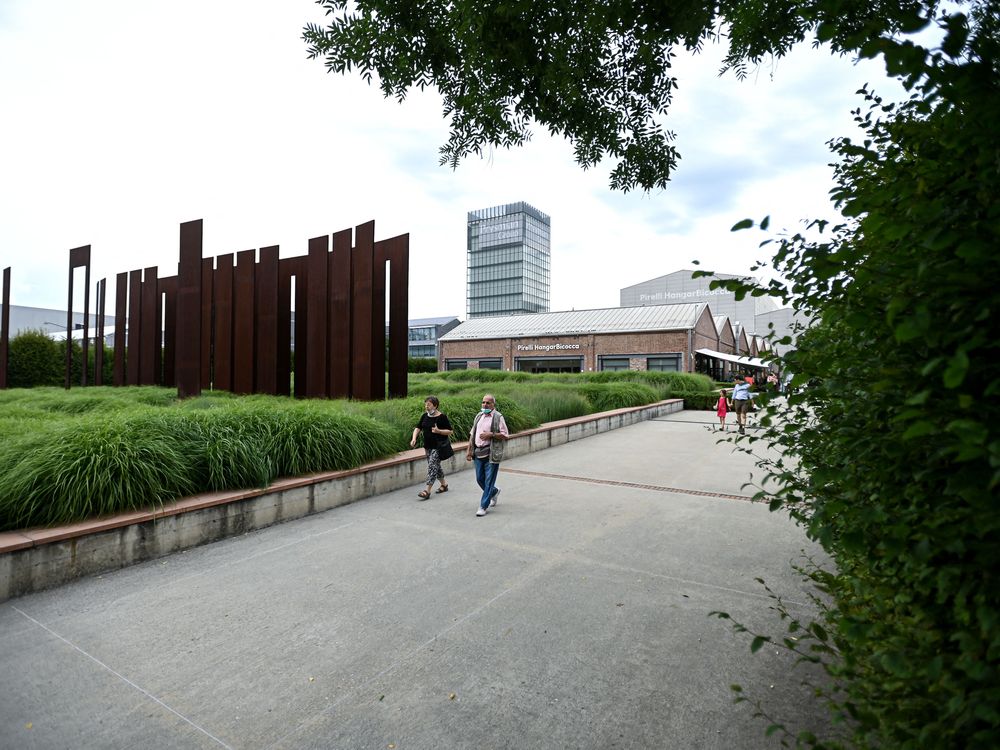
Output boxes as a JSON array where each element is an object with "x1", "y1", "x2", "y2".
[{"x1": 0, "y1": 400, "x2": 682, "y2": 602}]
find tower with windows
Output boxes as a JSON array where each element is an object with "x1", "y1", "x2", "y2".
[{"x1": 467, "y1": 202, "x2": 551, "y2": 318}]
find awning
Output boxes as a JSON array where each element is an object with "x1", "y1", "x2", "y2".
[{"x1": 695, "y1": 348, "x2": 771, "y2": 369}]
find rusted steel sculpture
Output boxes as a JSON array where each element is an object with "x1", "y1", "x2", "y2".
[
  {"x1": 0, "y1": 220, "x2": 408, "y2": 401},
  {"x1": 111, "y1": 218, "x2": 409, "y2": 400}
]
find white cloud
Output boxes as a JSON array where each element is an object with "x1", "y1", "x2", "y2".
[{"x1": 0, "y1": 0, "x2": 905, "y2": 320}]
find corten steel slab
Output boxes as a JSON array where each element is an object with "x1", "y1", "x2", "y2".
[
  {"x1": 328, "y1": 228, "x2": 353, "y2": 399},
  {"x1": 383, "y1": 234, "x2": 410, "y2": 398},
  {"x1": 213, "y1": 254, "x2": 234, "y2": 392},
  {"x1": 0, "y1": 267, "x2": 10, "y2": 389},
  {"x1": 292, "y1": 257, "x2": 308, "y2": 400},
  {"x1": 66, "y1": 246, "x2": 91, "y2": 389},
  {"x1": 276, "y1": 258, "x2": 294, "y2": 397},
  {"x1": 160, "y1": 277, "x2": 178, "y2": 388},
  {"x1": 139, "y1": 266, "x2": 159, "y2": 386},
  {"x1": 372, "y1": 240, "x2": 387, "y2": 400},
  {"x1": 113, "y1": 273, "x2": 127, "y2": 386},
  {"x1": 255, "y1": 246, "x2": 279, "y2": 395},
  {"x1": 175, "y1": 219, "x2": 203, "y2": 399},
  {"x1": 351, "y1": 221, "x2": 375, "y2": 401},
  {"x1": 94, "y1": 279, "x2": 106, "y2": 386},
  {"x1": 233, "y1": 250, "x2": 255, "y2": 395},
  {"x1": 199, "y1": 258, "x2": 214, "y2": 391},
  {"x1": 126, "y1": 270, "x2": 142, "y2": 385},
  {"x1": 305, "y1": 236, "x2": 329, "y2": 399}
]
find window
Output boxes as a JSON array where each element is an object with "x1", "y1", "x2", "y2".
[
  {"x1": 478, "y1": 359, "x2": 502, "y2": 370},
  {"x1": 647, "y1": 355, "x2": 681, "y2": 372},
  {"x1": 445, "y1": 360, "x2": 468, "y2": 370},
  {"x1": 600, "y1": 357, "x2": 630, "y2": 371}
]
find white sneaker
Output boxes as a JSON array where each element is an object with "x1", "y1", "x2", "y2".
[
  {"x1": 490, "y1": 488, "x2": 500, "y2": 507},
  {"x1": 476, "y1": 508, "x2": 487, "y2": 517}
]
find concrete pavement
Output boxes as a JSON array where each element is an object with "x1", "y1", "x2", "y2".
[{"x1": 1, "y1": 410, "x2": 829, "y2": 749}]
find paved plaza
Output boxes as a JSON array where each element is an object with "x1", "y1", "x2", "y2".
[{"x1": 1, "y1": 410, "x2": 829, "y2": 749}]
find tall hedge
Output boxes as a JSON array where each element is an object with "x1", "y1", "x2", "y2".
[{"x1": 715, "y1": 11, "x2": 1000, "y2": 747}]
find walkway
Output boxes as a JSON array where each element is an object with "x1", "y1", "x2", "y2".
[{"x1": 1, "y1": 410, "x2": 827, "y2": 749}]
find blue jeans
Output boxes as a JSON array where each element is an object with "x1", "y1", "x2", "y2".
[{"x1": 473, "y1": 457, "x2": 500, "y2": 510}]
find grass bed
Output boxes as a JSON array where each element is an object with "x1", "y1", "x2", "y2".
[{"x1": 0, "y1": 371, "x2": 706, "y2": 530}]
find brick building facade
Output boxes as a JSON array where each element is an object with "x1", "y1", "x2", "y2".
[{"x1": 439, "y1": 303, "x2": 729, "y2": 374}]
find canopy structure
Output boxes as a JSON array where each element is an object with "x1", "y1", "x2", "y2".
[{"x1": 695, "y1": 348, "x2": 771, "y2": 370}]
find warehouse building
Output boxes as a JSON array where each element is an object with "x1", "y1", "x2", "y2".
[{"x1": 438, "y1": 302, "x2": 770, "y2": 376}]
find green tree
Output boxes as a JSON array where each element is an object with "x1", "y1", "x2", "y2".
[
  {"x1": 304, "y1": 0, "x2": 937, "y2": 191},
  {"x1": 304, "y1": 1, "x2": 999, "y2": 746}
]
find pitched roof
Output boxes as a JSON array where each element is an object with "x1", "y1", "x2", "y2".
[
  {"x1": 408, "y1": 316, "x2": 461, "y2": 327},
  {"x1": 439, "y1": 303, "x2": 707, "y2": 341}
]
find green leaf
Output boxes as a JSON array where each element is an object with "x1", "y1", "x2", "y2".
[
  {"x1": 730, "y1": 218, "x2": 753, "y2": 231},
  {"x1": 942, "y1": 350, "x2": 969, "y2": 388},
  {"x1": 750, "y1": 635, "x2": 769, "y2": 653}
]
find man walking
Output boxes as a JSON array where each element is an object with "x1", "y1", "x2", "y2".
[
  {"x1": 731, "y1": 376, "x2": 753, "y2": 434},
  {"x1": 465, "y1": 393, "x2": 509, "y2": 516}
]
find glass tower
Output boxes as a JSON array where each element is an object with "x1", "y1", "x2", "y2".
[{"x1": 467, "y1": 201, "x2": 551, "y2": 318}]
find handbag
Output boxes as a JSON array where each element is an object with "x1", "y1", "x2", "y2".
[{"x1": 437, "y1": 438, "x2": 454, "y2": 460}]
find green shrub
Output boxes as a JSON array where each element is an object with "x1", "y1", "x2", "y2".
[
  {"x1": 407, "y1": 357, "x2": 437, "y2": 373},
  {"x1": 576, "y1": 382, "x2": 659, "y2": 412},
  {"x1": 7, "y1": 330, "x2": 63, "y2": 387},
  {"x1": 683, "y1": 393, "x2": 720, "y2": 411}
]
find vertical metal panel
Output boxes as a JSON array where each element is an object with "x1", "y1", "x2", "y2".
[
  {"x1": 383, "y1": 234, "x2": 410, "y2": 398},
  {"x1": 291, "y1": 257, "x2": 308, "y2": 399},
  {"x1": 175, "y1": 219, "x2": 203, "y2": 398},
  {"x1": 160, "y1": 277, "x2": 178, "y2": 387},
  {"x1": 0, "y1": 267, "x2": 9, "y2": 389},
  {"x1": 306, "y1": 235, "x2": 329, "y2": 398},
  {"x1": 66, "y1": 245, "x2": 91, "y2": 389},
  {"x1": 255, "y1": 245, "x2": 279, "y2": 395},
  {"x1": 351, "y1": 221, "x2": 375, "y2": 400},
  {"x1": 213, "y1": 254, "x2": 234, "y2": 392},
  {"x1": 277, "y1": 258, "x2": 293, "y2": 397},
  {"x1": 126, "y1": 269, "x2": 142, "y2": 385},
  {"x1": 139, "y1": 266, "x2": 159, "y2": 385},
  {"x1": 371, "y1": 240, "x2": 388, "y2": 399},
  {"x1": 200, "y1": 258, "x2": 214, "y2": 390},
  {"x1": 95, "y1": 278, "x2": 106, "y2": 386},
  {"x1": 328, "y1": 228, "x2": 352, "y2": 399},
  {"x1": 233, "y1": 249, "x2": 255, "y2": 395},
  {"x1": 114, "y1": 272, "x2": 128, "y2": 386}
]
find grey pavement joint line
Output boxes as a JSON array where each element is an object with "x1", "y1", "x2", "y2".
[
  {"x1": 264, "y1": 586, "x2": 516, "y2": 749},
  {"x1": 504, "y1": 468, "x2": 757, "y2": 501},
  {"x1": 10, "y1": 605, "x2": 234, "y2": 750}
]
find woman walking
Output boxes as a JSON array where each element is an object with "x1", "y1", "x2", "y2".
[{"x1": 410, "y1": 396, "x2": 453, "y2": 499}]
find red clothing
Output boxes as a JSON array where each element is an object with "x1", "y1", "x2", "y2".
[{"x1": 716, "y1": 395, "x2": 729, "y2": 418}]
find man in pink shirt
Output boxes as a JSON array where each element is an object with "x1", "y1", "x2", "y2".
[{"x1": 465, "y1": 393, "x2": 509, "y2": 516}]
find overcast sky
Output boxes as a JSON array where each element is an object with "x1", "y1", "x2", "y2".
[{"x1": 0, "y1": 0, "x2": 905, "y2": 320}]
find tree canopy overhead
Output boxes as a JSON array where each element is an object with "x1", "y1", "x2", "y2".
[{"x1": 304, "y1": 0, "x2": 937, "y2": 192}]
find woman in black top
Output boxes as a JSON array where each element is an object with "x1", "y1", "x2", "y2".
[{"x1": 410, "y1": 396, "x2": 453, "y2": 499}]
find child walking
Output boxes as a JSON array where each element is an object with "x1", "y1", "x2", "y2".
[{"x1": 716, "y1": 389, "x2": 731, "y2": 432}]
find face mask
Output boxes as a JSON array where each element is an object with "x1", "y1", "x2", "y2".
[
  {"x1": 426, "y1": 408, "x2": 434, "y2": 415},
  {"x1": 481, "y1": 407, "x2": 492, "y2": 414}
]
